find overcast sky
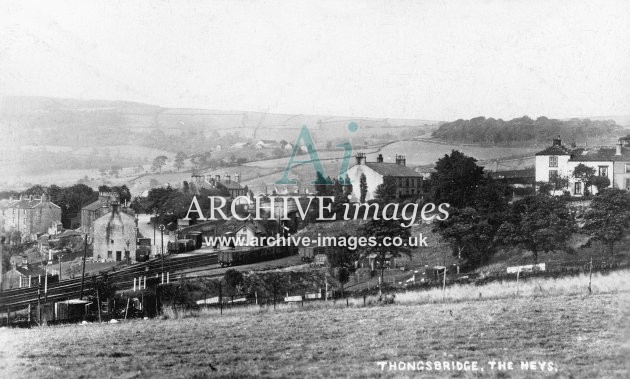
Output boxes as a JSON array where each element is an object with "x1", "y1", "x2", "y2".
[{"x1": 1, "y1": 0, "x2": 629, "y2": 121}]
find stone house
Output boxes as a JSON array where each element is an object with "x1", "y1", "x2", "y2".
[
  {"x1": 92, "y1": 204, "x2": 138, "y2": 263},
  {"x1": 0, "y1": 194, "x2": 62, "y2": 241},
  {"x1": 81, "y1": 192, "x2": 120, "y2": 236},
  {"x1": 345, "y1": 153, "x2": 423, "y2": 202}
]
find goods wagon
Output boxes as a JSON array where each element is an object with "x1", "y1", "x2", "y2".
[
  {"x1": 135, "y1": 246, "x2": 151, "y2": 262},
  {"x1": 185, "y1": 231, "x2": 203, "y2": 249},
  {"x1": 218, "y1": 246, "x2": 296, "y2": 267}
]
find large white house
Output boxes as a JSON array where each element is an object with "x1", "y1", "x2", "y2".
[
  {"x1": 535, "y1": 135, "x2": 630, "y2": 196},
  {"x1": 345, "y1": 153, "x2": 423, "y2": 202}
]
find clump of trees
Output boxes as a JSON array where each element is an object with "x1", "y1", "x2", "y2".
[
  {"x1": 581, "y1": 189, "x2": 630, "y2": 256},
  {"x1": 430, "y1": 150, "x2": 511, "y2": 269},
  {"x1": 495, "y1": 195, "x2": 576, "y2": 263}
]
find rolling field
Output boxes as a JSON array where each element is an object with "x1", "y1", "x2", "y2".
[{"x1": 1, "y1": 277, "x2": 628, "y2": 378}]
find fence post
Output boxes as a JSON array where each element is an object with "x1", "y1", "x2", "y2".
[
  {"x1": 255, "y1": 291, "x2": 258, "y2": 305},
  {"x1": 588, "y1": 257, "x2": 593, "y2": 294},
  {"x1": 123, "y1": 296, "x2": 129, "y2": 321},
  {"x1": 97, "y1": 289, "x2": 102, "y2": 323},
  {"x1": 442, "y1": 268, "x2": 446, "y2": 301},
  {"x1": 219, "y1": 282, "x2": 223, "y2": 315},
  {"x1": 273, "y1": 282, "x2": 276, "y2": 310}
]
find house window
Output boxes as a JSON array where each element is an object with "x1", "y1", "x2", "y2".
[
  {"x1": 574, "y1": 182, "x2": 582, "y2": 195},
  {"x1": 598, "y1": 166, "x2": 608, "y2": 177},
  {"x1": 107, "y1": 251, "x2": 112, "y2": 259},
  {"x1": 626, "y1": 178, "x2": 630, "y2": 190},
  {"x1": 549, "y1": 170, "x2": 558, "y2": 180},
  {"x1": 625, "y1": 164, "x2": 630, "y2": 173},
  {"x1": 405, "y1": 178, "x2": 410, "y2": 187},
  {"x1": 549, "y1": 156, "x2": 558, "y2": 167}
]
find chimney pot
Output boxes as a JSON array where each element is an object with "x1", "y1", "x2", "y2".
[
  {"x1": 553, "y1": 136, "x2": 562, "y2": 146},
  {"x1": 355, "y1": 152, "x2": 366, "y2": 165}
]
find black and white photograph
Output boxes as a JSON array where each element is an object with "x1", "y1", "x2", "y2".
[{"x1": 0, "y1": 1, "x2": 629, "y2": 378}]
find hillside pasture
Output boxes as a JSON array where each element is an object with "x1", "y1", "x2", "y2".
[
  {"x1": 0, "y1": 288, "x2": 627, "y2": 378},
  {"x1": 378, "y1": 140, "x2": 539, "y2": 167}
]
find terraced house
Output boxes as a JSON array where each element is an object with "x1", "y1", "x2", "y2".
[
  {"x1": 0, "y1": 194, "x2": 62, "y2": 241},
  {"x1": 535, "y1": 135, "x2": 630, "y2": 196}
]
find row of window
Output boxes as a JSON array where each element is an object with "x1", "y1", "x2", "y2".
[
  {"x1": 558, "y1": 176, "x2": 630, "y2": 194},
  {"x1": 396, "y1": 177, "x2": 420, "y2": 188},
  {"x1": 549, "y1": 156, "x2": 630, "y2": 173},
  {"x1": 549, "y1": 166, "x2": 609, "y2": 180}
]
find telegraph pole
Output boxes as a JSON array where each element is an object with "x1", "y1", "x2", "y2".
[
  {"x1": 79, "y1": 234, "x2": 88, "y2": 299},
  {"x1": 0, "y1": 227, "x2": 3, "y2": 294},
  {"x1": 159, "y1": 224, "x2": 165, "y2": 274}
]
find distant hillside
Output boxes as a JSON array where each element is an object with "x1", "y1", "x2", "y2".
[
  {"x1": 0, "y1": 96, "x2": 439, "y2": 188},
  {"x1": 432, "y1": 116, "x2": 625, "y2": 146},
  {"x1": 0, "y1": 96, "x2": 438, "y2": 153}
]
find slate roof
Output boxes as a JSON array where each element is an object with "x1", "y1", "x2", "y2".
[
  {"x1": 364, "y1": 162, "x2": 423, "y2": 177},
  {"x1": 218, "y1": 181, "x2": 246, "y2": 190},
  {"x1": 1, "y1": 198, "x2": 61, "y2": 209},
  {"x1": 535, "y1": 144, "x2": 573, "y2": 156},
  {"x1": 569, "y1": 146, "x2": 630, "y2": 162},
  {"x1": 236, "y1": 220, "x2": 267, "y2": 235},
  {"x1": 82, "y1": 198, "x2": 111, "y2": 211},
  {"x1": 14, "y1": 264, "x2": 46, "y2": 277}
]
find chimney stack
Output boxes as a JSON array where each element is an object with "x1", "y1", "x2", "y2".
[
  {"x1": 377, "y1": 154, "x2": 383, "y2": 163},
  {"x1": 552, "y1": 135, "x2": 562, "y2": 146},
  {"x1": 616, "y1": 140, "x2": 622, "y2": 156},
  {"x1": 226, "y1": 175, "x2": 231, "y2": 183},
  {"x1": 355, "y1": 152, "x2": 366, "y2": 165},
  {"x1": 235, "y1": 173, "x2": 241, "y2": 183},
  {"x1": 395, "y1": 154, "x2": 406, "y2": 166}
]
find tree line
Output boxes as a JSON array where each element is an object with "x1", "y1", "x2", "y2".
[{"x1": 432, "y1": 116, "x2": 621, "y2": 145}]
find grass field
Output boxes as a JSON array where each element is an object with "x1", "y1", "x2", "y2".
[{"x1": 1, "y1": 275, "x2": 628, "y2": 378}]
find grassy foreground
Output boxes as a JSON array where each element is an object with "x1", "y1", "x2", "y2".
[{"x1": 1, "y1": 279, "x2": 629, "y2": 378}]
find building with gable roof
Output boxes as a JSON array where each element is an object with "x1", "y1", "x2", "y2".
[
  {"x1": 92, "y1": 203, "x2": 138, "y2": 262},
  {"x1": 345, "y1": 153, "x2": 424, "y2": 202},
  {"x1": 0, "y1": 194, "x2": 61, "y2": 241},
  {"x1": 535, "y1": 135, "x2": 630, "y2": 195},
  {"x1": 81, "y1": 191, "x2": 120, "y2": 236}
]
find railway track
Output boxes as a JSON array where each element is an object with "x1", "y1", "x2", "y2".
[{"x1": 0, "y1": 252, "x2": 219, "y2": 309}]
